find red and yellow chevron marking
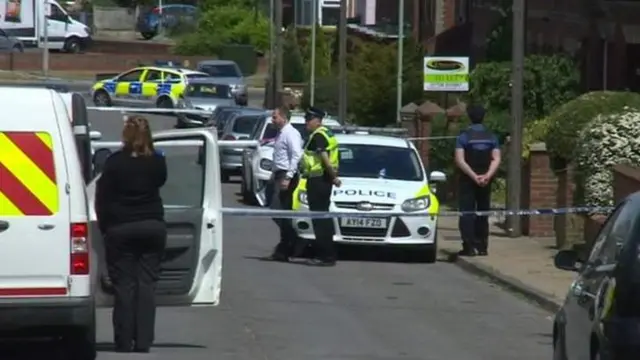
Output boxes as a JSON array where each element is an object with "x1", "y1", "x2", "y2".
[{"x1": 0, "y1": 132, "x2": 58, "y2": 216}]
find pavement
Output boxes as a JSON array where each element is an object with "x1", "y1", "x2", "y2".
[{"x1": 1, "y1": 90, "x2": 559, "y2": 360}]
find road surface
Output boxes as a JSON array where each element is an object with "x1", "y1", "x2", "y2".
[{"x1": 3, "y1": 92, "x2": 554, "y2": 360}]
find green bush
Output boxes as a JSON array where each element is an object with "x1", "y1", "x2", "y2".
[
  {"x1": 465, "y1": 55, "x2": 580, "y2": 121},
  {"x1": 522, "y1": 117, "x2": 552, "y2": 159},
  {"x1": 173, "y1": 4, "x2": 269, "y2": 56},
  {"x1": 300, "y1": 76, "x2": 340, "y2": 115},
  {"x1": 544, "y1": 91, "x2": 640, "y2": 162},
  {"x1": 282, "y1": 28, "x2": 305, "y2": 83},
  {"x1": 299, "y1": 28, "x2": 332, "y2": 79}
]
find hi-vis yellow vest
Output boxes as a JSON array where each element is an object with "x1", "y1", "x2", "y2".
[{"x1": 301, "y1": 126, "x2": 339, "y2": 177}]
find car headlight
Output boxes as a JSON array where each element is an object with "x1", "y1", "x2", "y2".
[
  {"x1": 401, "y1": 195, "x2": 431, "y2": 212},
  {"x1": 298, "y1": 190, "x2": 308, "y2": 205},
  {"x1": 259, "y1": 159, "x2": 272, "y2": 171}
]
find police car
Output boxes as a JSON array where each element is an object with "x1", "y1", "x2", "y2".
[
  {"x1": 291, "y1": 134, "x2": 446, "y2": 262},
  {"x1": 240, "y1": 114, "x2": 342, "y2": 206},
  {"x1": 91, "y1": 65, "x2": 209, "y2": 109}
]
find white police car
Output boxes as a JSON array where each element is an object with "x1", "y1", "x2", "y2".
[{"x1": 291, "y1": 134, "x2": 446, "y2": 262}]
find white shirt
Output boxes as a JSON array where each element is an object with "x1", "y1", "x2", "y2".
[{"x1": 272, "y1": 122, "x2": 303, "y2": 178}]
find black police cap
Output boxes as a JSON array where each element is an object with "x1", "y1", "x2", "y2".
[{"x1": 305, "y1": 107, "x2": 326, "y2": 121}]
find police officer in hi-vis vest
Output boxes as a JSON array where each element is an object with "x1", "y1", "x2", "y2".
[
  {"x1": 454, "y1": 105, "x2": 501, "y2": 257},
  {"x1": 301, "y1": 107, "x2": 341, "y2": 266}
]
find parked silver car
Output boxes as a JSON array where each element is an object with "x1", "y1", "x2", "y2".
[
  {"x1": 175, "y1": 78, "x2": 237, "y2": 128},
  {"x1": 0, "y1": 28, "x2": 23, "y2": 52},
  {"x1": 196, "y1": 60, "x2": 248, "y2": 106},
  {"x1": 220, "y1": 108, "x2": 267, "y2": 182}
]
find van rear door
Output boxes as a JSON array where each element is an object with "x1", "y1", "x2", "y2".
[
  {"x1": 90, "y1": 129, "x2": 222, "y2": 306},
  {"x1": 0, "y1": 128, "x2": 70, "y2": 297}
]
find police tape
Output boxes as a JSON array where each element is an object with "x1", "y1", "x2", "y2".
[
  {"x1": 220, "y1": 206, "x2": 614, "y2": 218},
  {"x1": 86, "y1": 106, "x2": 213, "y2": 115}
]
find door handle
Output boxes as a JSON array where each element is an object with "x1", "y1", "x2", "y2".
[
  {"x1": 38, "y1": 224, "x2": 55, "y2": 230},
  {"x1": 0, "y1": 220, "x2": 8, "y2": 232}
]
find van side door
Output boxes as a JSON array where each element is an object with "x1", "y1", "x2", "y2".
[{"x1": 89, "y1": 129, "x2": 222, "y2": 306}]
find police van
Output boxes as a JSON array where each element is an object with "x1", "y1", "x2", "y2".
[{"x1": 0, "y1": 87, "x2": 223, "y2": 359}]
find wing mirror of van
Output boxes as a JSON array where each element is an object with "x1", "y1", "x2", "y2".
[
  {"x1": 429, "y1": 171, "x2": 447, "y2": 182},
  {"x1": 554, "y1": 250, "x2": 580, "y2": 272},
  {"x1": 92, "y1": 148, "x2": 112, "y2": 175},
  {"x1": 89, "y1": 130, "x2": 102, "y2": 140}
]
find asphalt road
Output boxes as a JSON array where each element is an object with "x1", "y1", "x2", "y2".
[{"x1": 4, "y1": 91, "x2": 554, "y2": 360}]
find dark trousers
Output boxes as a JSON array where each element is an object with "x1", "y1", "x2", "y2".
[
  {"x1": 105, "y1": 219, "x2": 167, "y2": 350},
  {"x1": 458, "y1": 178, "x2": 491, "y2": 251},
  {"x1": 307, "y1": 176, "x2": 335, "y2": 261},
  {"x1": 266, "y1": 170, "x2": 299, "y2": 256}
]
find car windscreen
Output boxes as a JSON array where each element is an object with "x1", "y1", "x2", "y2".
[
  {"x1": 339, "y1": 144, "x2": 424, "y2": 181},
  {"x1": 232, "y1": 115, "x2": 260, "y2": 134},
  {"x1": 216, "y1": 110, "x2": 239, "y2": 131},
  {"x1": 198, "y1": 64, "x2": 241, "y2": 77},
  {"x1": 186, "y1": 83, "x2": 232, "y2": 98}
]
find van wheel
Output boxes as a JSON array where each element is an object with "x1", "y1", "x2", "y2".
[
  {"x1": 93, "y1": 90, "x2": 112, "y2": 107},
  {"x1": 62, "y1": 322, "x2": 96, "y2": 360},
  {"x1": 64, "y1": 37, "x2": 82, "y2": 53}
]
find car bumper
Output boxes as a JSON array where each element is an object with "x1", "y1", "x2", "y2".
[
  {"x1": 292, "y1": 206, "x2": 437, "y2": 245},
  {"x1": 0, "y1": 296, "x2": 94, "y2": 333}
]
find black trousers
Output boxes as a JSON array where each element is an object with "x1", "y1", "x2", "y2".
[
  {"x1": 307, "y1": 176, "x2": 335, "y2": 261},
  {"x1": 105, "y1": 219, "x2": 167, "y2": 350},
  {"x1": 266, "y1": 170, "x2": 300, "y2": 256},
  {"x1": 458, "y1": 178, "x2": 491, "y2": 251}
]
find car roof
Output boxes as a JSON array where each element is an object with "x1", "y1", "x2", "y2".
[
  {"x1": 289, "y1": 115, "x2": 341, "y2": 125},
  {"x1": 197, "y1": 60, "x2": 238, "y2": 66},
  {"x1": 187, "y1": 77, "x2": 233, "y2": 85},
  {"x1": 134, "y1": 66, "x2": 205, "y2": 75},
  {"x1": 335, "y1": 134, "x2": 413, "y2": 148}
]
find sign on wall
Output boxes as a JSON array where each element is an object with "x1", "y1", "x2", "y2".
[{"x1": 423, "y1": 56, "x2": 470, "y2": 92}]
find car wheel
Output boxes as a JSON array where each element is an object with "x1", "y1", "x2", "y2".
[
  {"x1": 141, "y1": 31, "x2": 156, "y2": 40},
  {"x1": 11, "y1": 44, "x2": 23, "y2": 52},
  {"x1": 553, "y1": 330, "x2": 567, "y2": 360},
  {"x1": 64, "y1": 36, "x2": 82, "y2": 54},
  {"x1": 93, "y1": 90, "x2": 112, "y2": 107},
  {"x1": 221, "y1": 170, "x2": 230, "y2": 183}
]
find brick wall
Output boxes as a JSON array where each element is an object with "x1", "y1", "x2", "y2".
[{"x1": 526, "y1": 143, "x2": 555, "y2": 237}]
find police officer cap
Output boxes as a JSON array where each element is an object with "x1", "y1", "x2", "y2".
[{"x1": 305, "y1": 107, "x2": 326, "y2": 121}]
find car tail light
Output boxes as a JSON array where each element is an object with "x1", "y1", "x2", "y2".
[
  {"x1": 70, "y1": 223, "x2": 89, "y2": 275},
  {"x1": 152, "y1": 6, "x2": 160, "y2": 13},
  {"x1": 223, "y1": 134, "x2": 236, "y2": 140}
]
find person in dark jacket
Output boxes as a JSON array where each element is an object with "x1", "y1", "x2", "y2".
[{"x1": 95, "y1": 116, "x2": 167, "y2": 353}]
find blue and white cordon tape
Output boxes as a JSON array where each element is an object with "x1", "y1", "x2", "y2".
[{"x1": 221, "y1": 206, "x2": 614, "y2": 219}]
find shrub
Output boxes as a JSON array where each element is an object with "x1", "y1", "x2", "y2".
[
  {"x1": 575, "y1": 111, "x2": 640, "y2": 206},
  {"x1": 282, "y1": 28, "x2": 305, "y2": 83},
  {"x1": 522, "y1": 117, "x2": 552, "y2": 159},
  {"x1": 173, "y1": 4, "x2": 269, "y2": 55},
  {"x1": 545, "y1": 91, "x2": 640, "y2": 162},
  {"x1": 300, "y1": 76, "x2": 340, "y2": 116},
  {"x1": 299, "y1": 28, "x2": 332, "y2": 78}
]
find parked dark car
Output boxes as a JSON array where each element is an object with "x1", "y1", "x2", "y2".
[
  {"x1": 553, "y1": 193, "x2": 640, "y2": 360},
  {"x1": 136, "y1": 4, "x2": 197, "y2": 40}
]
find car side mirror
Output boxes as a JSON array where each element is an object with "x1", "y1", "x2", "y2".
[
  {"x1": 554, "y1": 250, "x2": 580, "y2": 271},
  {"x1": 429, "y1": 171, "x2": 447, "y2": 182},
  {"x1": 89, "y1": 130, "x2": 102, "y2": 141},
  {"x1": 92, "y1": 148, "x2": 112, "y2": 175}
]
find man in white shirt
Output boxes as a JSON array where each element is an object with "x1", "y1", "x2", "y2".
[{"x1": 266, "y1": 105, "x2": 304, "y2": 262}]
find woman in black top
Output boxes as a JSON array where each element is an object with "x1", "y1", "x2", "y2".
[{"x1": 95, "y1": 116, "x2": 167, "y2": 353}]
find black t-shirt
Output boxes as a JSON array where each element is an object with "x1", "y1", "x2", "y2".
[
  {"x1": 305, "y1": 132, "x2": 332, "y2": 182},
  {"x1": 95, "y1": 150, "x2": 167, "y2": 233}
]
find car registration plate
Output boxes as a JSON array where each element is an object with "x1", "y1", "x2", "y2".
[{"x1": 340, "y1": 217, "x2": 387, "y2": 228}]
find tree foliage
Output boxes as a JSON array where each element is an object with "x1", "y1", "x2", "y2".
[
  {"x1": 484, "y1": 0, "x2": 512, "y2": 62},
  {"x1": 174, "y1": 4, "x2": 269, "y2": 55},
  {"x1": 282, "y1": 28, "x2": 306, "y2": 83},
  {"x1": 465, "y1": 55, "x2": 580, "y2": 121}
]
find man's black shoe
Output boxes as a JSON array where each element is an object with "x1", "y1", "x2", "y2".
[
  {"x1": 306, "y1": 258, "x2": 336, "y2": 267},
  {"x1": 457, "y1": 249, "x2": 476, "y2": 257}
]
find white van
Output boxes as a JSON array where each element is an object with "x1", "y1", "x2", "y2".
[
  {"x1": 0, "y1": 88, "x2": 222, "y2": 360},
  {"x1": 0, "y1": 0, "x2": 92, "y2": 52}
]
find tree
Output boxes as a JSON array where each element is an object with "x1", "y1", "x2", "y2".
[
  {"x1": 282, "y1": 28, "x2": 305, "y2": 83},
  {"x1": 484, "y1": 0, "x2": 512, "y2": 62}
]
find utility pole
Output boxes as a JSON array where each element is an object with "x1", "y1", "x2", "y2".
[
  {"x1": 268, "y1": 0, "x2": 275, "y2": 107},
  {"x1": 337, "y1": 0, "x2": 347, "y2": 122},
  {"x1": 274, "y1": 0, "x2": 284, "y2": 106},
  {"x1": 507, "y1": 0, "x2": 525, "y2": 237},
  {"x1": 42, "y1": 1, "x2": 49, "y2": 78},
  {"x1": 309, "y1": 0, "x2": 317, "y2": 106},
  {"x1": 395, "y1": 0, "x2": 404, "y2": 123}
]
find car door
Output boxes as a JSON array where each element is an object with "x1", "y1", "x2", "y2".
[
  {"x1": 564, "y1": 202, "x2": 635, "y2": 360},
  {"x1": 113, "y1": 69, "x2": 146, "y2": 107},
  {"x1": 243, "y1": 117, "x2": 266, "y2": 184},
  {"x1": 88, "y1": 129, "x2": 222, "y2": 307},
  {"x1": 45, "y1": 3, "x2": 68, "y2": 49},
  {"x1": 141, "y1": 69, "x2": 162, "y2": 106}
]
